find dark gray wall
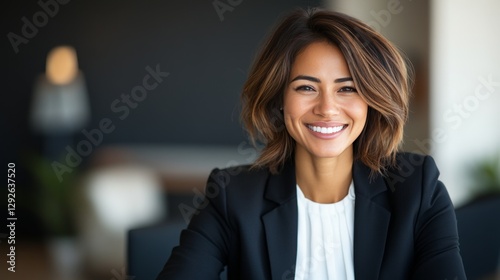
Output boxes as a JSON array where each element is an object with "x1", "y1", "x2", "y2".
[{"x1": 3, "y1": 0, "x2": 322, "y2": 151}]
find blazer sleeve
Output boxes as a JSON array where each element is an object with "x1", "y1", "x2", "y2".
[
  {"x1": 411, "y1": 156, "x2": 466, "y2": 280},
  {"x1": 156, "y1": 168, "x2": 230, "y2": 280}
]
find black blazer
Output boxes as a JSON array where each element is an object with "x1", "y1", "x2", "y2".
[{"x1": 158, "y1": 153, "x2": 466, "y2": 279}]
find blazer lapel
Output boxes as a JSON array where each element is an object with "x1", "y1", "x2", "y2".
[
  {"x1": 262, "y1": 162, "x2": 298, "y2": 280},
  {"x1": 352, "y1": 160, "x2": 392, "y2": 280}
]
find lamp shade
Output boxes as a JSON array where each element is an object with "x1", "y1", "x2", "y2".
[{"x1": 46, "y1": 46, "x2": 79, "y2": 85}]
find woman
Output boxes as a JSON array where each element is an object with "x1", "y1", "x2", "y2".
[{"x1": 158, "y1": 8, "x2": 466, "y2": 280}]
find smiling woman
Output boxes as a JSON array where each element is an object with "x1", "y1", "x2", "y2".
[
  {"x1": 157, "y1": 8, "x2": 466, "y2": 280},
  {"x1": 241, "y1": 9, "x2": 411, "y2": 176}
]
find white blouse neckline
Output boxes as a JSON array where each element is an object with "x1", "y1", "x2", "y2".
[{"x1": 294, "y1": 181, "x2": 356, "y2": 280}]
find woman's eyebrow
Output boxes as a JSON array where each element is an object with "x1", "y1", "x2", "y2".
[
  {"x1": 290, "y1": 75, "x2": 321, "y2": 83},
  {"x1": 334, "y1": 77, "x2": 353, "y2": 83},
  {"x1": 290, "y1": 75, "x2": 353, "y2": 84}
]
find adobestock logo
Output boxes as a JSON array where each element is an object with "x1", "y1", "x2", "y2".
[
  {"x1": 412, "y1": 74, "x2": 500, "y2": 156},
  {"x1": 177, "y1": 140, "x2": 263, "y2": 224},
  {"x1": 442, "y1": 75, "x2": 500, "y2": 130},
  {"x1": 365, "y1": 0, "x2": 409, "y2": 32},
  {"x1": 7, "y1": 0, "x2": 71, "y2": 54},
  {"x1": 213, "y1": 0, "x2": 243, "y2": 22},
  {"x1": 51, "y1": 64, "x2": 170, "y2": 182},
  {"x1": 386, "y1": 74, "x2": 500, "y2": 190}
]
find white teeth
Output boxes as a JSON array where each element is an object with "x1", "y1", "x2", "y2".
[{"x1": 308, "y1": 125, "x2": 344, "y2": 134}]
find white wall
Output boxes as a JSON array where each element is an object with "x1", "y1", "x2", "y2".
[{"x1": 430, "y1": 0, "x2": 500, "y2": 206}]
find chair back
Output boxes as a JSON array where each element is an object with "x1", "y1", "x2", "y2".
[
  {"x1": 128, "y1": 221, "x2": 187, "y2": 279},
  {"x1": 127, "y1": 221, "x2": 228, "y2": 279},
  {"x1": 455, "y1": 195, "x2": 500, "y2": 279}
]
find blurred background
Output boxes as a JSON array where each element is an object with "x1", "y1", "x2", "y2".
[{"x1": 1, "y1": 0, "x2": 499, "y2": 279}]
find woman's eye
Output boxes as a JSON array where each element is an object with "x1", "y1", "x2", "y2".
[
  {"x1": 339, "y1": 86, "x2": 357, "y2": 93},
  {"x1": 295, "y1": 85, "x2": 315, "y2": 92}
]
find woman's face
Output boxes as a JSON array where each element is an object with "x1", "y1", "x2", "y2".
[{"x1": 283, "y1": 41, "x2": 368, "y2": 160}]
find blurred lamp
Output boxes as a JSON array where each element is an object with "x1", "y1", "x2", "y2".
[{"x1": 31, "y1": 45, "x2": 90, "y2": 134}]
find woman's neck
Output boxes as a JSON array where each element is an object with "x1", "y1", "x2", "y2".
[{"x1": 294, "y1": 147, "x2": 353, "y2": 203}]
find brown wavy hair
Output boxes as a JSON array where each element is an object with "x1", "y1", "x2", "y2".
[{"x1": 241, "y1": 8, "x2": 412, "y2": 175}]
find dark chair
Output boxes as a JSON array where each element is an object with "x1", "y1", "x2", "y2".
[
  {"x1": 128, "y1": 221, "x2": 187, "y2": 279},
  {"x1": 455, "y1": 194, "x2": 500, "y2": 280},
  {"x1": 127, "y1": 220, "x2": 227, "y2": 279}
]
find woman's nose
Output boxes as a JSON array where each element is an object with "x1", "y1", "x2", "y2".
[{"x1": 313, "y1": 93, "x2": 340, "y2": 118}]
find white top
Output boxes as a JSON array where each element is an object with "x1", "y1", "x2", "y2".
[{"x1": 294, "y1": 181, "x2": 356, "y2": 280}]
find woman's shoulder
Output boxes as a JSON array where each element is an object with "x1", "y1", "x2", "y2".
[
  {"x1": 388, "y1": 152, "x2": 439, "y2": 178},
  {"x1": 203, "y1": 164, "x2": 279, "y2": 218},
  {"x1": 383, "y1": 152, "x2": 440, "y2": 192},
  {"x1": 384, "y1": 152, "x2": 444, "y2": 200},
  {"x1": 206, "y1": 164, "x2": 273, "y2": 198}
]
